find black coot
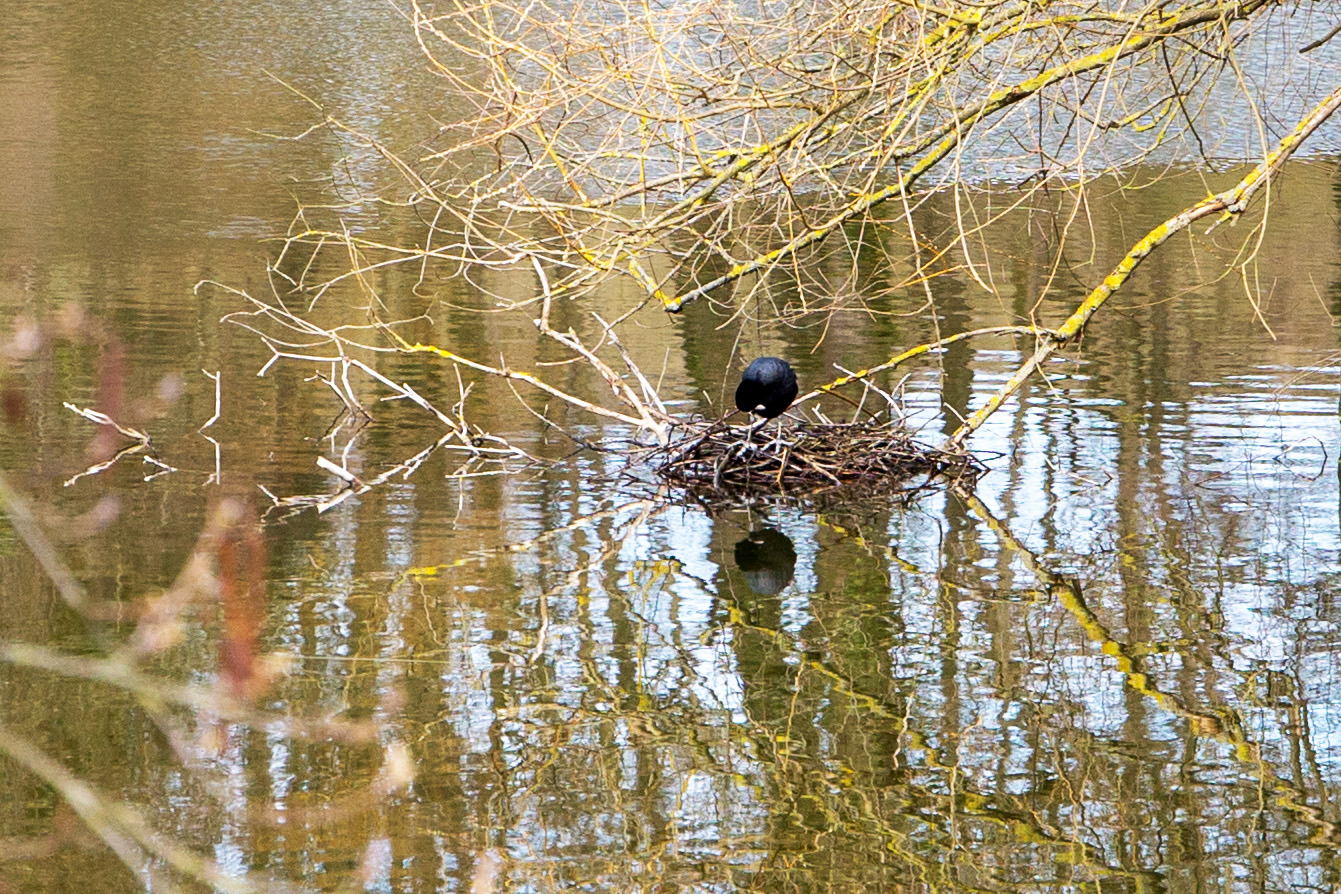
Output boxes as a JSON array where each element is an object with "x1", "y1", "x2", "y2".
[{"x1": 734, "y1": 357, "x2": 798, "y2": 421}]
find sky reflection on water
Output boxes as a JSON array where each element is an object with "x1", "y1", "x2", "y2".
[{"x1": 2, "y1": 1, "x2": 1341, "y2": 891}]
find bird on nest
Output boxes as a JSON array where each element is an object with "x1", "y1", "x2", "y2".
[{"x1": 734, "y1": 356, "x2": 798, "y2": 449}]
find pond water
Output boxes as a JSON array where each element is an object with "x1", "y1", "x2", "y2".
[{"x1": 4, "y1": 3, "x2": 1341, "y2": 893}]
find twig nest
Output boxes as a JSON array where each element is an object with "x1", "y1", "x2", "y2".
[{"x1": 655, "y1": 417, "x2": 984, "y2": 497}]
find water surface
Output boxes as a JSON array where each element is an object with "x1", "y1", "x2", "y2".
[{"x1": 2, "y1": 3, "x2": 1341, "y2": 893}]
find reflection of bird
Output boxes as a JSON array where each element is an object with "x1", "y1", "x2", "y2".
[
  {"x1": 733, "y1": 527, "x2": 797, "y2": 596},
  {"x1": 735, "y1": 357, "x2": 798, "y2": 447}
]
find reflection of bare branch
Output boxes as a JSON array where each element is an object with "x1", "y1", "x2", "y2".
[
  {"x1": 668, "y1": 549, "x2": 1122, "y2": 876},
  {"x1": 61, "y1": 402, "x2": 167, "y2": 486},
  {"x1": 197, "y1": 369, "x2": 221, "y2": 432},
  {"x1": 63, "y1": 402, "x2": 150, "y2": 445},
  {"x1": 959, "y1": 485, "x2": 1340, "y2": 844},
  {"x1": 0, "y1": 722, "x2": 288, "y2": 893},
  {"x1": 274, "y1": 424, "x2": 528, "y2": 517},
  {"x1": 61, "y1": 441, "x2": 147, "y2": 488},
  {"x1": 258, "y1": 380, "x2": 536, "y2": 516}
]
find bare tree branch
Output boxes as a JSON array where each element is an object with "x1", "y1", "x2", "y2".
[{"x1": 946, "y1": 79, "x2": 1341, "y2": 450}]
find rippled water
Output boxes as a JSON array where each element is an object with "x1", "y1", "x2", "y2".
[{"x1": 3, "y1": 2, "x2": 1341, "y2": 893}]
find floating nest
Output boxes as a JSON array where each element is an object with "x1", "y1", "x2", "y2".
[{"x1": 655, "y1": 417, "x2": 985, "y2": 498}]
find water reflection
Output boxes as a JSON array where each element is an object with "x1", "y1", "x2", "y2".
[
  {"x1": 733, "y1": 527, "x2": 797, "y2": 596},
  {"x1": 4, "y1": 3, "x2": 1341, "y2": 891},
  {"x1": 3, "y1": 281, "x2": 1341, "y2": 892}
]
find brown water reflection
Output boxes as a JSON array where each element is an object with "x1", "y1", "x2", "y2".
[{"x1": 3, "y1": 1, "x2": 1341, "y2": 892}]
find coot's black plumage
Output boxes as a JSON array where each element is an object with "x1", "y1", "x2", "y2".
[{"x1": 735, "y1": 357, "x2": 798, "y2": 421}]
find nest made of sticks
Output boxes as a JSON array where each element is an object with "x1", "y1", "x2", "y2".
[{"x1": 655, "y1": 416, "x2": 984, "y2": 497}]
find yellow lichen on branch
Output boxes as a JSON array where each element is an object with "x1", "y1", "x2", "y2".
[
  {"x1": 946, "y1": 79, "x2": 1341, "y2": 450},
  {"x1": 663, "y1": 0, "x2": 1280, "y2": 312},
  {"x1": 795, "y1": 326, "x2": 1049, "y2": 408}
]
